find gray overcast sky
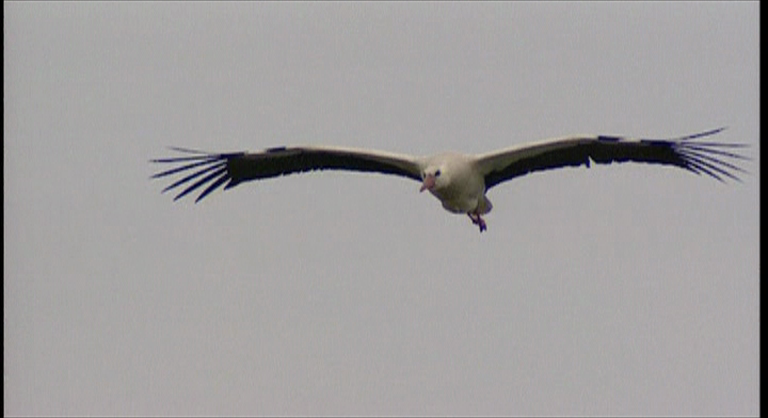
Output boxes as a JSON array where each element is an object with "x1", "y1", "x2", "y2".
[{"x1": 4, "y1": 2, "x2": 759, "y2": 416}]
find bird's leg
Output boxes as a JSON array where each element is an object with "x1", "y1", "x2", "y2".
[{"x1": 467, "y1": 212, "x2": 487, "y2": 233}]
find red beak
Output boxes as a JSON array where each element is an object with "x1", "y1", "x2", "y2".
[{"x1": 420, "y1": 174, "x2": 436, "y2": 192}]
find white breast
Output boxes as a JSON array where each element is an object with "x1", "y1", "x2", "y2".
[{"x1": 425, "y1": 153, "x2": 487, "y2": 214}]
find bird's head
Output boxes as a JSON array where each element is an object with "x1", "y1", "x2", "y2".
[{"x1": 420, "y1": 166, "x2": 446, "y2": 193}]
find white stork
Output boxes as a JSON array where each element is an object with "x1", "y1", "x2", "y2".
[{"x1": 151, "y1": 127, "x2": 747, "y2": 232}]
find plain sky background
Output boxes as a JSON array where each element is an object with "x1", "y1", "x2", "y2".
[{"x1": 4, "y1": 2, "x2": 759, "y2": 416}]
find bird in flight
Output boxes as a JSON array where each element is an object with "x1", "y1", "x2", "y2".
[{"x1": 151, "y1": 127, "x2": 747, "y2": 232}]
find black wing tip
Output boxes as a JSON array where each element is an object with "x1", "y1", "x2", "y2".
[
  {"x1": 676, "y1": 126, "x2": 728, "y2": 141},
  {"x1": 151, "y1": 147, "x2": 242, "y2": 202},
  {"x1": 674, "y1": 128, "x2": 750, "y2": 183},
  {"x1": 677, "y1": 126, "x2": 750, "y2": 148}
]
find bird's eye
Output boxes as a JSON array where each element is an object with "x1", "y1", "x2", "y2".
[{"x1": 435, "y1": 170, "x2": 441, "y2": 177}]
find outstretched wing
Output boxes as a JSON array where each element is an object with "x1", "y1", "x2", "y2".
[
  {"x1": 151, "y1": 145, "x2": 424, "y2": 202},
  {"x1": 476, "y1": 128, "x2": 749, "y2": 189}
]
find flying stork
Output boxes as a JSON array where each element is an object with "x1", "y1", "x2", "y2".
[{"x1": 151, "y1": 127, "x2": 747, "y2": 232}]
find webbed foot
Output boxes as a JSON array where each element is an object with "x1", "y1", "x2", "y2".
[{"x1": 468, "y1": 213, "x2": 487, "y2": 233}]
